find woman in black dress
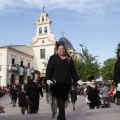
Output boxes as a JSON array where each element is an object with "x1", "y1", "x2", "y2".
[
  {"x1": 87, "y1": 79, "x2": 101, "y2": 109},
  {"x1": 46, "y1": 42, "x2": 79, "y2": 120},
  {"x1": 11, "y1": 84, "x2": 18, "y2": 107},
  {"x1": 114, "y1": 49, "x2": 120, "y2": 86},
  {"x1": 18, "y1": 84, "x2": 27, "y2": 114},
  {"x1": 70, "y1": 85, "x2": 77, "y2": 111},
  {"x1": 26, "y1": 70, "x2": 43, "y2": 114}
]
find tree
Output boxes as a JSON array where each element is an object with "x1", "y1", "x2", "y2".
[
  {"x1": 100, "y1": 58, "x2": 116, "y2": 81},
  {"x1": 115, "y1": 42, "x2": 120, "y2": 56},
  {"x1": 73, "y1": 43, "x2": 101, "y2": 81}
]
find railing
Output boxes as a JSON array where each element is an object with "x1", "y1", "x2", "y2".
[{"x1": 8, "y1": 64, "x2": 34, "y2": 76}]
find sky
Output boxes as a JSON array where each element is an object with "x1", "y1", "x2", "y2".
[{"x1": 0, "y1": 0, "x2": 120, "y2": 65}]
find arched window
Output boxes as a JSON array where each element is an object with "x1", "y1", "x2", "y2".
[
  {"x1": 11, "y1": 74, "x2": 15, "y2": 84},
  {"x1": 44, "y1": 27, "x2": 47, "y2": 34},
  {"x1": 39, "y1": 27, "x2": 42, "y2": 34},
  {"x1": 42, "y1": 17, "x2": 44, "y2": 22}
]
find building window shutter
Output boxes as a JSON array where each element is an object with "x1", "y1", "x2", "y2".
[{"x1": 40, "y1": 49, "x2": 45, "y2": 59}]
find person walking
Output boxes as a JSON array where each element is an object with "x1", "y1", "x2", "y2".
[
  {"x1": 101, "y1": 83, "x2": 110, "y2": 108},
  {"x1": 11, "y1": 84, "x2": 18, "y2": 107},
  {"x1": 46, "y1": 41, "x2": 79, "y2": 120},
  {"x1": 70, "y1": 85, "x2": 77, "y2": 111},
  {"x1": 114, "y1": 49, "x2": 120, "y2": 86},
  {"x1": 86, "y1": 77, "x2": 101, "y2": 109},
  {"x1": 18, "y1": 84, "x2": 27, "y2": 114},
  {"x1": 26, "y1": 70, "x2": 43, "y2": 114}
]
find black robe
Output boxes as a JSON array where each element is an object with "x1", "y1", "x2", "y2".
[
  {"x1": 114, "y1": 59, "x2": 120, "y2": 86},
  {"x1": 18, "y1": 90, "x2": 27, "y2": 107},
  {"x1": 11, "y1": 88, "x2": 18, "y2": 100},
  {"x1": 26, "y1": 79, "x2": 43, "y2": 110},
  {"x1": 70, "y1": 89, "x2": 77, "y2": 102},
  {"x1": 87, "y1": 85, "x2": 101, "y2": 107}
]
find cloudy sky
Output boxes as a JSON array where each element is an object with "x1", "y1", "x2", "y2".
[{"x1": 0, "y1": 0, "x2": 120, "y2": 64}]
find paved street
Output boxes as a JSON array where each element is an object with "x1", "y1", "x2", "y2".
[{"x1": 0, "y1": 93, "x2": 120, "y2": 120}]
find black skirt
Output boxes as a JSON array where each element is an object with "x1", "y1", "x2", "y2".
[{"x1": 51, "y1": 83, "x2": 70, "y2": 100}]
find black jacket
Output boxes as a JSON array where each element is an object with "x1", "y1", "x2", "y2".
[
  {"x1": 18, "y1": 89, "x2": 27, "y2": 107},
  {"x1": 26, "y1": 79, "x2": 43, "y2": 108},
  {"x1": 46, "y1": 54, "x2": 79, "y2": 84},
  {"x1": 114, "y1": 59, "x2": 120, "y2": 86}
]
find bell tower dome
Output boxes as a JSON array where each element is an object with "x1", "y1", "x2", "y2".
[{"x1": 31, "y1": 10, "x2": 55, "y2": 45}]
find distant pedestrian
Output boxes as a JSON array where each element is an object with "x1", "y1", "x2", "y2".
[
  {"x1": 70, "y1": 85, "x2": 77, "y2": 111},
  {"x1": 114, "y1": 83, "x2": 120, "y2": 105},
  {"x1": 18, "y1": 84, "x2": 27, "y2": 114},
  {"x1": 114, "y1": 49, "x2": 120, "y2": 86},
  {"x1": 26, "y1": 70, "x2": 43, "y2": 114},
  {"x1": 86, "y1": 77, "x2": 101, "y2": 109},
  {"x1": 101, "y1": 83, "x2": 110, "y2": 108},
  {"x1": 11, "y1": 84, "x2": 18, "y2": 107}
]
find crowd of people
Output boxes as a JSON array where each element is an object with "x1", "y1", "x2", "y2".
[
  {"x1": 76, "y1": 79, "x2": 120, "y2": 109},
  {"x1": 1, "y1": 43, "x2": 120, "y2": 120}
]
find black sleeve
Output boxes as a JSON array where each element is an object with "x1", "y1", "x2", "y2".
[
  {"x1": 39, "y1": 88, "x2": 43, "y2": 97},
  {"x1": 26, "y1": 80, "x2": 30, "y2": 97},
  {"x1": 114, "y1": 62, "x2": 119, "y2": 85},
  {"x1": 71, "y1": 58, "x2": 79, "y2": 84},
  {"x1": 86, "y1": 86, "x2": 90, "y2": 95},
  {"x1": 46, "y1": 56, "x2": 54, "y2": 81},
  {"x1": 70, "y1": 89, "x2": 72, "y2": 95}
]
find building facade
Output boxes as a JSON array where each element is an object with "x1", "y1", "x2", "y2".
[{"x1": 0, "y1": 11, "x2": 83, "y2": 86}]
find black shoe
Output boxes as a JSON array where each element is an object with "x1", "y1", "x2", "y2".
[
  {"x1": 57, "y1": 116, "x2": 60, "y2": 120},
  {"x1": 101, "y1": 105, "x2": 106, "y2": 108},
  {"x1": 96, "y1": 105, "x2": 100, "y2": 109},
  {"x1": 57, "y1": 116, "x2": 66, "y2": 120},
  {"x1": 89, "y1": 107, "x2": 95, "y2": 109}
]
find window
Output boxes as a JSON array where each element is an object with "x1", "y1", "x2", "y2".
[
  {"x1": 12, "y1": 58, "x2": 15, "y2": 65},
  {"x1": 28, "y1": 63, "x2": 30, "y2": 67},
  {"x1": 21, "y1": 61, "x2": 23, "y2": 67},
  {"x1": 44, "y1": 27, "x2": 47, "y2": 34},
  {"x1": 40, "y1": 49, "x2": 45, "y2": 59},
  {"x1": 42, "y1": 17, "x2": 44, "y2": 22},
  {"x1": 39, "y1": 27, "x2": 42, "y2": 34}
]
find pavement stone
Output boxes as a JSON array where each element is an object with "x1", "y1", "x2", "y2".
[{"x1": 0, "y1": 94, "x2": 120, "y2": 120}]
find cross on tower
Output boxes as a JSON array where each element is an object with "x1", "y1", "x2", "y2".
[
  {"x1": 61, "y1": 31, "x2": 65, "y2": 37},
  {"x1": 43, "y1": 6, "x2": 45, "y2": 12}
]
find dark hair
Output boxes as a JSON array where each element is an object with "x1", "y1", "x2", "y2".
[
  {"x1": 56, "y1": 41, "x2": 65, "y2": 50},
  {"x1": 89, "y1": 76, "x2": 95, "y2": 82},
  {"x1": 33, "y1": 70, "x2": 40, "y2": 79},
  {"x1": 117, "y1": 49, "x2": 120, "y2": 59},
  {"x1": 55, "y1": 41, "x2": 70, "y2": 57}
]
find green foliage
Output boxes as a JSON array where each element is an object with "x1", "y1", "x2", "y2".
[
  {"x1": 100, "y1": 58, "x2": 116, "y2": 81},
  {"x1": 116, "y1": 42, "x2": 120, "y2": 50},
  {"x1": 115, "y1": 42, "x2": 120, "y2": 56},
  {"x1": 72, "y1": 43, "x2": 101, "y2": 81}
]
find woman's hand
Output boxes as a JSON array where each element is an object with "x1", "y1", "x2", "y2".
[{"x1": 47, "y1": 80, "x2": 53, "y2": 85}]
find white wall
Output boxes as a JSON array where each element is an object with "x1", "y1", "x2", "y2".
[
  {"x1": 0, "y1": 48, "x2": 8, "y2": 86},
  {"x1": 32, "y1": 44, "x2": 55, "y2": 74}
]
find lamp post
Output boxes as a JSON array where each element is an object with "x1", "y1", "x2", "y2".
[{"x1": 0, "y1": 76, "x2": 2, "y2": 86}]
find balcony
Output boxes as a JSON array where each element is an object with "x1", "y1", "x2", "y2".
[
  {"x1": 8, "y1": 64, "x2": 34, "y2": 76},
  {"x1": 8, "y1": 64, "x2": 18, "y2": 72}
]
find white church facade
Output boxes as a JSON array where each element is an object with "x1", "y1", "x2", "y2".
[{"x1": 0, "y1": 11, "x2": 83, "y2": 86}]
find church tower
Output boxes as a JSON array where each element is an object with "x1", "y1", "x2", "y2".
[{"x1": 29, "y1": 10, "x2": 56, "y2": 75}]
